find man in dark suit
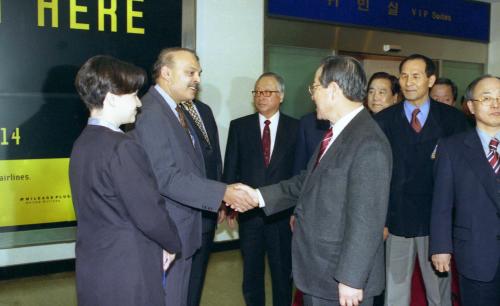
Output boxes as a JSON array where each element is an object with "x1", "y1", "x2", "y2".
[
  {"x1": 183, "y1": 99, "x2": 224, "y2": 306},
  {"x1": 232, "y1": 56, "x2": 393, "y2": 306},
  {"x1": 70, "y1": 55, "x2": 181, "y2": 306},
  {"x1": 223, "y1": 72, "x2": 299, "y2": 306},
  {"x1": 430, "y1": 75, "x2": 500, "y2": 306},
  {"x1": 131, "y1": 48, "x2": 257, "y2": 306},
  {"x1": 374, "y1": 54, "x2": 468, "y2": 306}
]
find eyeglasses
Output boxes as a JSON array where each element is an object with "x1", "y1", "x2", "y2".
[
  {"x1": 308, "y1": 84, "x2": 321, "y2": 95},
  {"x1": 252, "y1": 90, "x2": 279, "y2": 97},
  {"x1": 471, "y1": 96, "x2": 500, "y2": 106}
]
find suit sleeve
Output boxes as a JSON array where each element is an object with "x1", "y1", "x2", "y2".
[
  {"x1": 429, "y1": 140, "x2": 454, "y2": 256},
  {"x1": 111, "y1": 139, "x2": 182, "y2": 253},
  {"x1": 334, "y1": 138, "x2": 392, "y2": 289},
  {"x1": 132, "y1": 107, "x2": 226, "y2": 213},
  {"x1": 259, "y1": 171, "x2": 306, "y2": 216},
  {"x1": 222, "y1": 120, "x2": 240, "y2": 184}
]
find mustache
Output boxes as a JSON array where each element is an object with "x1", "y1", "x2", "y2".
[{"x1": 189, "y1": 83, "x2": 200, "y2": 90}]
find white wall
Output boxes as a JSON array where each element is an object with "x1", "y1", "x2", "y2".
[
  {"x1": 196, "y1": 0, "x2": 264, "y2": 241},
  {"x1": 488, "y1": 3, "x2": 500, "y2": 75}
]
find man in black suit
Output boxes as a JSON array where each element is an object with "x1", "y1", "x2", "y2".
[
  {"x1": 223, "y1": 72, "x2": 299, "y2": 306},
  {"x1": 182, "y1": 99, "x2": 224, "y2": 306},
  {"x1": 430, "y1": 75, "x2": 500, "y2": 306},
  {"x1": 374, "y1": 54, "x2": 468, "y2": 306},
  {"x1": 70, "y1": 55, "x2": 181, "y2": 306}
]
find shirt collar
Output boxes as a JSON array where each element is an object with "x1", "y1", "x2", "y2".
[
  {"x1": 331, "y1": 105, "x2": 364, "y2": 135},
  {"x1": 154, "y1": 84, "x2": 179, "y2": 114},
  {"x1": 476, "y1": 127, "x2": 500, "y2": 155},
  {"x1": 87, "y1": 117, "x2": 123, "y2": 133},
  {"x1": 404, "y1": 98, "x2": 430, "y2": 114},
  {"x1": 259, "y1": 111, "x2": 280, "y2": 126}
]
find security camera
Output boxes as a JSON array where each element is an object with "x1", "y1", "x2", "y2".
[{"x1": 383, "y1": 44, "x2": 402, "y2": 52}]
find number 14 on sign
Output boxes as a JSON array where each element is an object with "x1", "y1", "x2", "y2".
[{"x1": 1, "y1": 128, "x2": 21, "y2": 145}]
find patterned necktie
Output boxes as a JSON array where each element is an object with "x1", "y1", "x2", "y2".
[
  {"x1": 411, "y1": 108, "x2": 422, "y2": 133},
  {"x1": 182, "y1": 101, "x2": 211, "y2": 146},
  {"x1": 262, "y1": 120, "x2": 271, "y2": 167},
  {"x1": 175, "y1": 105, "x2": 194, "y2": 147},
  {"x1": 314, "y1": 127, "x2": 333, "y2": 169},
  {"x1": 487, "y1": 138, "x2": 500, "y2": 174}
]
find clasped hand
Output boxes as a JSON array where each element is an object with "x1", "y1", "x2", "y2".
[{"x1": 223, "y1": 183, "x2": 259, "y2": 213}]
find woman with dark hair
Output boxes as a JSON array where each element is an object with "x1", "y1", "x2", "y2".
[
  {"x1": 70, "y1": 55, "x2": 181, "y2": 306},
  {"x1": 366, "y1": 72, "x2": 400, "y2": 114}
]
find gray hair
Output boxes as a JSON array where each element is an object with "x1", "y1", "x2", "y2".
[
  {"x1": 464, "y1": 74, "x2": 497, "y2": 101},
  {"x1": 256, "y1": 72, "x2": 285, "y2": 93}
]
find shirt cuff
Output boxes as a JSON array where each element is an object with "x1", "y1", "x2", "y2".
[{"x1": 256, "y1": 189, "x2": 266, "y2": 208}]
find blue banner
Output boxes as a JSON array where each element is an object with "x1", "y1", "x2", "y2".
[{"x1": 268, "y1": 0, "x2": 490, "y2": 42}]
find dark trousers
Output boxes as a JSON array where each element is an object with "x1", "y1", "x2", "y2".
[
  {"x1": 187, "y1": 221, "x2": 216, "y2": 306},
  {"x1": 164, "y1": 256, "x2": 192, "y2": 306},
  {"x1": 239, "y1": 211, "x2": 292, "y2": 306},
  {"x1": 459, "y1": 261, "x2": 500, "y2": 306},
  {"x1": 303, "y1": 293, "x2": 374, "y2": 306}
]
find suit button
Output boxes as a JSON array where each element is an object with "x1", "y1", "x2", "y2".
[
  {"x1": 498, "y1": 235, "x2": 500, "y2": 240},
  {"x1": 498, "y1": 212, "x2": 500, "y2": 218}
]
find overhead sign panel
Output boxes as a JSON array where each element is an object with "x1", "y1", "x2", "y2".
[{"x1": 268, "y1": 0, "x2": 490, "y2": 42}]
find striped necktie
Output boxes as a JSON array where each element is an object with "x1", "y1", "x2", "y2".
[
  {"x1": 487, "y1": 137, "x2": 500, "y2": 174},
  {"x1": 314, "y1": 127, "x2": 333, "y2": 169}
]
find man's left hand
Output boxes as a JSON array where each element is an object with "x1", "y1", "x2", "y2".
[{"x1": 339, "y1": 283, "x2": 363, "y2": 306}]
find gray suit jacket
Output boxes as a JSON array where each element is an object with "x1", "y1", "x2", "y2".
[
  {"x1": 130, "y1": 86, "x2": 226, "y2": 259},
  {"x1": 260, "y1": 109, "x2": 392, "y2": 300}
]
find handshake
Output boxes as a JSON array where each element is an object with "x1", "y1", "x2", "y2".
[{"x1": 223, "y1": 183, "x2": 259, "y2": 213}]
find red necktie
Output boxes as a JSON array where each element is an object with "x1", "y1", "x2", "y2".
[
  {"x1": 314, "y1": 127, "x2": 333, "y2": 168},
  {"x1": 487, "y1": 138, "x2": 500, "y2": 174},
  {"x1": 262, "y1": 120, "x2": 271, "y2": 167},
  {"x1": 411, "y1": 108, "x2": 422, "y2": 133}
]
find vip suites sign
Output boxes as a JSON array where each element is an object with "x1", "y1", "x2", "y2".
[
  {"x1": 0, "y1": 0, "x2": 181, "y2": 229},
  {"x1": 268, "y1": 0, "x2": 490, "y2": 42}
]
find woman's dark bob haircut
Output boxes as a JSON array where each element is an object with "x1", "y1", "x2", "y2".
[{"x1": 75, "y1": 55, "x2": 146, "y2": 110}]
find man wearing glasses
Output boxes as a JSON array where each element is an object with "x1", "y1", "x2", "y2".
[
  {"x1": 223, "y1": 72, "x2": 299, "y2": 306},
  {"x1": 430, "y1": 75, "x2": 500, "y2": 306}
]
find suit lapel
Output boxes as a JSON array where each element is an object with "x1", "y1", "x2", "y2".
[
  {"x1": 418, "y1": 101, "x2": 444, "y2": 143},
  {"x1": 392, "y1": 103, "x2": 413, "y2": 144},
  {"x1": 149, "y1": 88, "x2": 204, "y2": 172},
  {"x1": 462, "y1": 130, "x2": 500, "y2": 211},
  {"x1": 267, "y1": 114, "x2": 287, "y2": 172},
  {"x1": 300, "y1": 109, "x2": 369, "y2": 193},
  {"x1": 248, "y1": 113, "x2": 266, "y2": 167}
]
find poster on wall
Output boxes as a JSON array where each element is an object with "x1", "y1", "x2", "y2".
[{"x1": 0, "y1": 0, "x2": 182, "y2": 230}]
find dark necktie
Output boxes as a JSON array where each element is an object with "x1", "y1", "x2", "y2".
[
  {"x1": 262, "y1": 120, "x2": 271, "y2": 167},
  {"x1": 175, "y1": 105, "x2": 194, "y2": 147},
  {"x1": 182, "y1": 101, "x2": 211, "y2": 146},
  {"x1": 487, "y1": 138, "x2": 500, "y2": 174},
  {"x1": 411, "y1": 108, "x2": 422, "y2": 133},
  {"x1": 314, "y1": 127, "x2": 333, "y2": 169}
]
